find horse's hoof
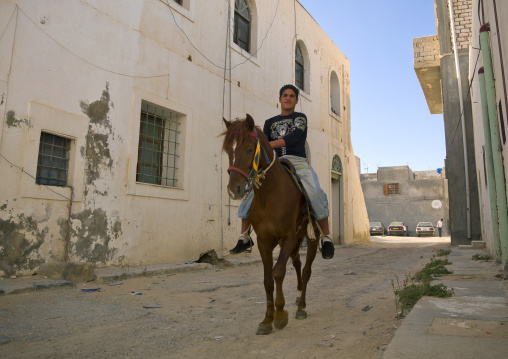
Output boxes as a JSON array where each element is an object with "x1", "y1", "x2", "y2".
[
  {"x1": 274, "y1": 310, "x2": 288, "y2": 329},
  {"x1": 295, "y1": 309, "x2": 307, "y2": 320},
  {"x1": 256, "y1": 324, "x2": 272, "y2": 335},
  {"x1": 274, "y1": 317, "x2": 288, "y2": 329}
]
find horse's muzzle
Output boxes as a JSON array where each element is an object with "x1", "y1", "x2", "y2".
[{"x1": 227, "y1": 166, "x2": 249, "y2": 199}]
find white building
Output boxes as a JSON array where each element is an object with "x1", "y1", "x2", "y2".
[
  {"x1": 0, "y1": 0, "x2": 369, "y2": 277},
  {"x1": 469, "y1": 0, "x2": 508, "y2": 274}
]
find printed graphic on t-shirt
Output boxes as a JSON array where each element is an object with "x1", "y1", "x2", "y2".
[{"x1": 269, "y1": 117, "x2": 306, "y2": 139}]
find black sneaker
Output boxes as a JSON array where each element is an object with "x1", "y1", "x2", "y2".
[
  {"x1": 229, "y1": 236, "x2": 254, "y2": 254},
  {"x1": 321, "y1": 237, "x2": 334, "y2": 259}
]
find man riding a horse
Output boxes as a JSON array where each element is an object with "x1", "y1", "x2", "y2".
[{"x1": 229, "y1": 84, "x2": 334, "y2": 260}]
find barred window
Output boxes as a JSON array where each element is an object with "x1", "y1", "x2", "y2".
[
  {"x1": 234, "y1": 0, "x2": 251, "y2": 52},
  {"x1": 136, "y1": 101, "x2": 181, "y2": 187},
  {"x1": 383, "y1": 183, "x2": 400, "y2": 195},
  {"x1": 36, "y1": 132, "x2": 70, "y2": 186},
  {"x1": 295, "y1": 44, "x2": 304, "y2": 91}
]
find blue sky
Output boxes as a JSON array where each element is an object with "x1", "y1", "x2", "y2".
[{"x1": 298, "y1": 0, "x2": 446, "y2": 173}]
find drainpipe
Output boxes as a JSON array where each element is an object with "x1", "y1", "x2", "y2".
[
  {"x1": 480, "y1": 23, "x2": 508, "y2": 276},
  {"x1": 478, "y1": 68, "x2": 501, "y2": 261},
  {"x1": 448, "y1": 0, "x2": 471, "y2": 239}
]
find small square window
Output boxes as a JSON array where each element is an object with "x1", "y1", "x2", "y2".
[
  {"x1": 36, "y1": 132, "x2": 70, "y2": 186},
  {"x1": 173, "y1": 0, "x2": 182, "y2": 5},
  {"x1": 136, "y1": 101, "x2": 181, "y2": 187},
  {"x1": 384, "y1": 183, "x2": 400, "y2": 195}
]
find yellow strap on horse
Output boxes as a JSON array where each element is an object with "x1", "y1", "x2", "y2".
[{"x1": 253, "y1": 141, "x2": 261, "y2": 173}]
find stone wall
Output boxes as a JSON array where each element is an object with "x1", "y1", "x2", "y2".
[
  {"x1": 451, "y1": 0, "x2": 473, "y2": 50},
  {"x1": 413, "y1": 35, "x2": 440, "y2": 65}
]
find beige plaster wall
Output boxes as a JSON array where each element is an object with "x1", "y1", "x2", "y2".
[{"x1": 0, "y1": 0, "x2": 369, "y2": 276}]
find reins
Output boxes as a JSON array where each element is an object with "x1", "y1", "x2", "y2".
[{"x1": 227, "y1": 128, "x2": 276, "y2": 189}]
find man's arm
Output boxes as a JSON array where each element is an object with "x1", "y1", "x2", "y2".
[{"x1": 270, "y1": 139, "x2": 286, "y2": 148}]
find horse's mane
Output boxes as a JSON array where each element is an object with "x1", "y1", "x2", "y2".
[{"x1": 221, "y1": 118, "x2": 263, "y2": 152}]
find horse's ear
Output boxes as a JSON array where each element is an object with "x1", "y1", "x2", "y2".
[
  {"x1": 246, "y1": 114, "x2": 255, "y2": 131},
  {"x1": 223, "y1": 117, "x2": 231, "y2": 129}
]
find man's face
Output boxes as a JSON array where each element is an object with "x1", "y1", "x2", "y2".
[{"x1": 279, "y1": 89, "x2": 298, "y2": 112}]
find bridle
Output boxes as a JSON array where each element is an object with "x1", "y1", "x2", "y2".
[{"x1": 227, "y1": 128, "x2": 275, "y2": 188}]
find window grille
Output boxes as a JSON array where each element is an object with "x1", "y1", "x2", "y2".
[
  {"x1": 136, "y1": 101, "x2": 180, "y2": 187},
  {"x1": 36, "y1": 132, "x2": 70, "y2": 186},
  {"x1": 383, "y1": 183, "x2": 400, "y2": 195},
  {"x1": 234, "y1": 0, "x2": 251, "y2": 52},
  {"x1": 295, "y1": 44, "x2": 304, "y2": 90}
]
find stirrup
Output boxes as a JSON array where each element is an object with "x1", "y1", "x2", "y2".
[{"x1": 321, "y1": 236, "x2": 334, "y2": 259}]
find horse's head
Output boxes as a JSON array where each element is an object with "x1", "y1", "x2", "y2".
[{"x1": 222, "y1": 114, "x2": 259, "y2": 199}]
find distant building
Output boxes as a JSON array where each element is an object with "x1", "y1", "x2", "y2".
[{"x1": 361, "y1": 166, "x2": 449, "y2": 236}]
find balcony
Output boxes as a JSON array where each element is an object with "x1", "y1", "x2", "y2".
[{"x1": 413, "y1": 35, "x2": 443, "y2": 114}]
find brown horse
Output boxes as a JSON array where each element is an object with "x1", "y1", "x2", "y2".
[{"x1": 222, "y1": 114, "x2": 320, "y2": 335}]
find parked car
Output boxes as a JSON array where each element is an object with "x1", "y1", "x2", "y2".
[
  {"x1": 387, "y1": 221, "x2": 408, "y2": 236},
  {"x1": 369, "y1": 222, "x2": 384, "y2": 235},
  {"x1": 416, "y1": 222, "x2": 435, "y2": 237}
]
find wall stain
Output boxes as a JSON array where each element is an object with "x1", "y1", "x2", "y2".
[
  {"x1": 0, "y1": 214, "x2": 47, "y2": 277},
  {"x1": 58, "y1": 208, "x2": 121, "y2": 263},
  {"x1": 5, "y1": 110, "x2": 31, "y2": 128},
  {"x1": 80, "y1": 83, "x2": 114, "y2": 187},
  {"x1": 55, "y1": 83, "x2": 122, "y2": 264}
]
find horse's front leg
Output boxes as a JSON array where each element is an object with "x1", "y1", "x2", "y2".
[
  {"x1": 272, "y1": 236, "x2": 295, "y2": 330},
  {"x1": 256, "y1": 244, "x2": 275, "y2": 335}
]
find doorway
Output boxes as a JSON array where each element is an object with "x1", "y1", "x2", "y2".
[{"x1": 331, "y1": 155, "x2": 344, "y2": 244}]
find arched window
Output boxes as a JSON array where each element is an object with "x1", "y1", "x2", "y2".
[
  {"x1": 330, "y1": 71, "x2": 341, "y2": 116},
  {"x1": 295, "y1": 44, "x2": 304, "y2": 91},
  {"x1": 234, "y1": 0, "x2": 251, "y2": 52}
]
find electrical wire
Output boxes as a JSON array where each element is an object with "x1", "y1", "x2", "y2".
[
  {"x1": 16, "y1": 6, "x2": 169, "y2": 79},
  {"x1": 0, "y1": 152, "x2": 71, "y2": 200},
  {"x1": 166, "y1": 0, "x2": 280, "y2": 71}
]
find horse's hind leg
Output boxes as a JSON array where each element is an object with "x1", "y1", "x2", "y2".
[
  {"x1": 296, "y1": 237, "x2": 318, "y2": 320},
  {"x1": 291, "y1": 251, "x2": 303, "y2": 305}
]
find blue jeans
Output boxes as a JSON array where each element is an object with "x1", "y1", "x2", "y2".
[{"x1": 238, "y1": 155, "x2": 329, "y2": 220}]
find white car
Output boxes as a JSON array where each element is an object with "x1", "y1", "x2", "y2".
[{"x1": 416, "y1": 222, "x2": 435, "y2": 237}]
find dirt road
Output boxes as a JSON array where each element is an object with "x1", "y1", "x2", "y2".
[{"x1": 0, "y1": 238, "x2": 450, "y2": 359}]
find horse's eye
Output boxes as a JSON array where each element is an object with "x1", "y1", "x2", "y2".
[{"x1": 246, "y1": 147, "x2": 254, "y2": 155}]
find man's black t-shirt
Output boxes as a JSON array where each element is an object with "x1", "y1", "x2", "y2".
[{"x1": 263, "y1": 111, "x2": 307, "y2": 158}]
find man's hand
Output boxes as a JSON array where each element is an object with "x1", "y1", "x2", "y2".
[{"x1": 270, "y1": 139, "x2": 286, "y2": 148}]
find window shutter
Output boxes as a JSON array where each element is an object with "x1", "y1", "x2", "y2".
[{"x1": 383, "y1": 184, "x2": 388, "y2": 195}]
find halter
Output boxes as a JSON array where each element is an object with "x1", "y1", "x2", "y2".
[{"x1": 227, "y1": 128, "x2": 275, "y2": 188}]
